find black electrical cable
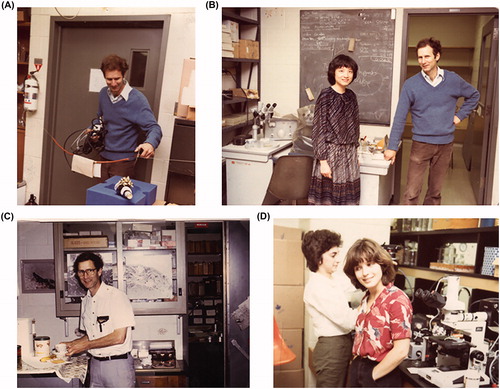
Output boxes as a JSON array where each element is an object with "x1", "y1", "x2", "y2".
[{"x1": 62, "y1": 127, "x2": 89, "y2": 168}]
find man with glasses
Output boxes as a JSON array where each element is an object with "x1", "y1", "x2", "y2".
[{"x1": 65, "y1": 252, "x2": 136, "y2": 387}]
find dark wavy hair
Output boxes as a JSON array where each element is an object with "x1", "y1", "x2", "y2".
[
  {"x1": 343, "y1": 238, "x2": 396, "y2": 290},
  {"x1": 302, "y1": 230, "x2": 342, "y2": 273},
  {"x1": 100, "y1": 54, "x2": 129, "y2": 77},
  {"x1": 416, "y1": 37, "x2": 442, "y2": 59},
  {"x1": 327, "y1": 54, "x2": 358, "y2": 85},
  {"x1": 73, "y1": 252, "x2": 104, "y2": 275}
]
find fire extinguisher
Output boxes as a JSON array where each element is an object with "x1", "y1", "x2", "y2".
[{"x1": 24, "y1": 73, "x2": 39, "y2": 112}]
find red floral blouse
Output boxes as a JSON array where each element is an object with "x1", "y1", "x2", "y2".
[{"x1": 353, "y1": 283, "x2": 412, "y2": 362}]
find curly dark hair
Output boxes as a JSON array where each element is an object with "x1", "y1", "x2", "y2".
[
  {"x1": 302, "y1": 230, "x2": 342, "y2": 273},
  {"x1": 327, "y1": 54, "x2": 358, "y2": 85},
  {"x1": 73, "y1": 252, "x2": 104, "y2": 275},
  {"x1": 416, "y1": 37, "x2": 442, "y2": 59},
  {"x1": 343, "y1": 238, "x2": 396, "y2": 290},
  {"x1": 100, "y1": 54, "x2": 129, "y2": 77}
]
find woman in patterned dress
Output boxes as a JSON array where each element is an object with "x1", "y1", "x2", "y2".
[
  {"x1": 308, "y1": 55, "x2": 360, "y2": 205},
  {"x1": 343, "y1": 239, "x2": 413, "y2": 387}
]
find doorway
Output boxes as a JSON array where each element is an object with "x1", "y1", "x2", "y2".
[
  {"x1": 186, "y1": 221, "x2": 250, "y2": 387},
  {"x1": 398, "y1": 8, "x2": 498, "y2": 205},
  {"x1": 41, "y1": 15, "x2": 170, "y2": 205}
]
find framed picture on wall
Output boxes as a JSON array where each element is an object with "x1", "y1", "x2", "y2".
[{"x1": 21, "y1": 260, "x2": 56, "y2": 293}]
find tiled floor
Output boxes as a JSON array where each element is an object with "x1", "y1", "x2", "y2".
[{"x1": 398, "y1": 140, "x2": 477, "y2": 205}]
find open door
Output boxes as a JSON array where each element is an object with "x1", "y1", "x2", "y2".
[{"x1": 462, "y1": 16, "x2": 498, "y2": 204}]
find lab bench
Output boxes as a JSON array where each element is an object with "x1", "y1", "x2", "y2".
[{"x1": 18, "y1": 358, "x2": 188, "y2": 388}]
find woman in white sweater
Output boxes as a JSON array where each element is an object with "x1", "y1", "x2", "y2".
[{"x1": 302, "y1": 230, "x2": 358, "y2": 387}]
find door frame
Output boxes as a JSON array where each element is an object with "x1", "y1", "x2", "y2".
[
  {"x1": 476, "y1": 17, "x2": 498, "y2": 205},
  {"x1": 40, "y1": 15, "x2": 170, "y2": 204},
  {"x1": 396, "y1": 8, "x2": 498, "y2": 205}
]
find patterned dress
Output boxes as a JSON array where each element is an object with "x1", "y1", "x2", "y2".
[{"x1": 308, "y1": 86, "x2": 360, "y2": 205}]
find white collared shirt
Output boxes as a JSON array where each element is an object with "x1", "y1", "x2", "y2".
[
  {"x1": 80, "y1": 283, "x2": 136, "y2": 357},
  {"x1": 106, "y1": 79, "x2": 133, "y2": 104},
  {"x1": 422, "y1": 67, "x2": 445, "y2": 87},
  {"x1": 303, "y1": 271, "x2": 358, "y2": 338}
]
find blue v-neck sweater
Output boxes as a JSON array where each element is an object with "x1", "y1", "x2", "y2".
[
  {"x1": 388, "y1": 70, "x2": 479, "y2": 150},
  {"x1": 98, "y1": 88, "x2": 162, "y2": 160}
]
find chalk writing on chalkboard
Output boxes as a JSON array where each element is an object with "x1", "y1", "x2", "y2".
[{"x1": 300, "y1": 10, "x2": 395, "y2": 125}]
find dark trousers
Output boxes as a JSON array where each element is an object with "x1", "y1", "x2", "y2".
[
  {"x1": 313, "y1": 334, "x2": 353, "y2": 387},
  {"x1": 349, "y1": 356, "x2": 402, "y2": 387},
  {"x1": 99, "y1": 159, "x2": 136, "y2": 182},
  {"x1": 403, "y1": 140, "x2": 454, "y2": 205}
]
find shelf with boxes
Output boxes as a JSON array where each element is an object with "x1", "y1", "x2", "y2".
[
  {"x1": 186, "y1": 223, "x2": 224, "y2": 343},
  {"x1": 390, "y1": 218, "x2": 498, "y2": 279},
  {"x1": 222, "y1": 8, "x2": 261, "y2": 146},
  {"x1": 54, "y1": 221, "x2": 187, "y2": 317}
]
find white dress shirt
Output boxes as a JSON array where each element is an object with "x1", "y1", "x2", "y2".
[
  {"x1": 422, "y1": 67, "x2": 445, "y2": 87},
  {"x1": 303, "y1": 271, "x2": 358, "y2": 338},
  {"x1": 106, "y1": 79, "x2": 133, "y2": 104},
  {"x1": 80, "y1": 283, "x2": 136, "y2": 357}
]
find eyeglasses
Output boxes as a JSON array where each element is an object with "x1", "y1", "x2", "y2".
[{"x1": 77, "y1": 268, "x2": 97, "y2": 276}]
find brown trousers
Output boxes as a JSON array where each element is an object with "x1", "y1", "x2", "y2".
[
  {"x1": 403, "y1": 140, "x2": 454, "y2": 205},
  {"x1": 99, "y1": 159, "x2": 136, "y2": 182}
]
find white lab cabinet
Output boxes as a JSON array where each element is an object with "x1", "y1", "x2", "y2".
[{"x1": 222, "y1": 141, "x2": 292, "y2": 205}]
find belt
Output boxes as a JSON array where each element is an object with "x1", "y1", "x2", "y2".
[{"x1": 92, "y1": 353, "x2": 129, "y2": 361}]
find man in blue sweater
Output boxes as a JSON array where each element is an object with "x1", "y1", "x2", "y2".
[
  {"x1": 98, "y1": 54, "x2": 162, "y2": 180},
  {"x1": 384, "y1": 37, "x2": 479, "y2": 205}
]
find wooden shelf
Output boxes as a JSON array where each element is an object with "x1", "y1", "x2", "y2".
[
  {"x1": 399, "y1": 264, "x2": 497, "y2": 281},
  {"x1": 391, "y1": 224, "x2": 498, "y2": 277},
  {"x1": 222, "y1": 9, "x2": 258, "y2": 25},
  {"x1": 222, "y1": 57, "x2": 259, "y2": 64}
]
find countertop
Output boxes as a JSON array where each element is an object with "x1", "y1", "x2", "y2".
[{"x1": 18, "y1": 355, "x2": 88, "y2": 384}]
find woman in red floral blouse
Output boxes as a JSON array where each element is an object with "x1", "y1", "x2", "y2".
[{"x1": 343, "y1": 238, "x2": 412, "y2": 387}]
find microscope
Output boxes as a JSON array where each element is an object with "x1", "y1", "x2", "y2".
[{"x1": 411, "y1": 276, "x2": 495, "y2": 387}]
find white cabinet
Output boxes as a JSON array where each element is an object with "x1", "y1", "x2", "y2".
[{"x1": 54, "y1": 221, "x2": 187, "y2": 317}]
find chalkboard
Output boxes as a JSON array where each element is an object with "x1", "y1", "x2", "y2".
[{"x1": 300, "y1": 10, "x2": 395, "y2": 125}]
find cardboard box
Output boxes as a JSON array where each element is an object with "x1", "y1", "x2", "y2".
[
  {"x1": 275, "y1": 328, "x2": 303, "y2": 371},
  {"x1": 63, "y1": 236, "x2": 108, "y2": 249},
  {"x1": 274, "y1": 285, "x2": 304, "y2": 329},
  {"x1": 432, "y1": 219, "x2": 479, "y2": 230},
  {"x1": 230, "y1": 88, "x2": 259, "y2": 100},
  {"x1": 177, "y1": 58, "x2": 195, "y2": 118},
  {"x1": 239, "y1": 39, "x2": 259, "y2": 59},
  {"x1": 222, "y1": 20, "x2": 239, "y2": 42},
  {"x1": 274, "y1": 225, "x2": 304, "y2": 285},
  {"x1": 18, "y1": 10, "x2": 27, "y2": 22},
  {"x1": 275, "y1": 225, "x2": 303, "y2": 241},
  {"x1": 274, "y1": 369, "x2": 305, "y2": 388},
  {"x1": 232, "y1": 42, "x2": 240, "y2": 58},
  {"x1": 274, "y1": 242, "x2": 304, "y2": 286}
]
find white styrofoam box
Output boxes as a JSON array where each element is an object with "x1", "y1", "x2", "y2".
[{"x1": 481, "y1": 246, "x2": 499, "y2": 276}]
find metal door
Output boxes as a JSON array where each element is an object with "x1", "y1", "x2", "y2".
[
  {"x1": 463, "y1": 17, "x2": 498, "y2": 204},
  {"x1": 224, "y1": 221, "x2": 250, "y2": 387},
  {"x1": 41, "y1": 16, "x2": 169, "y2": 205}
]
